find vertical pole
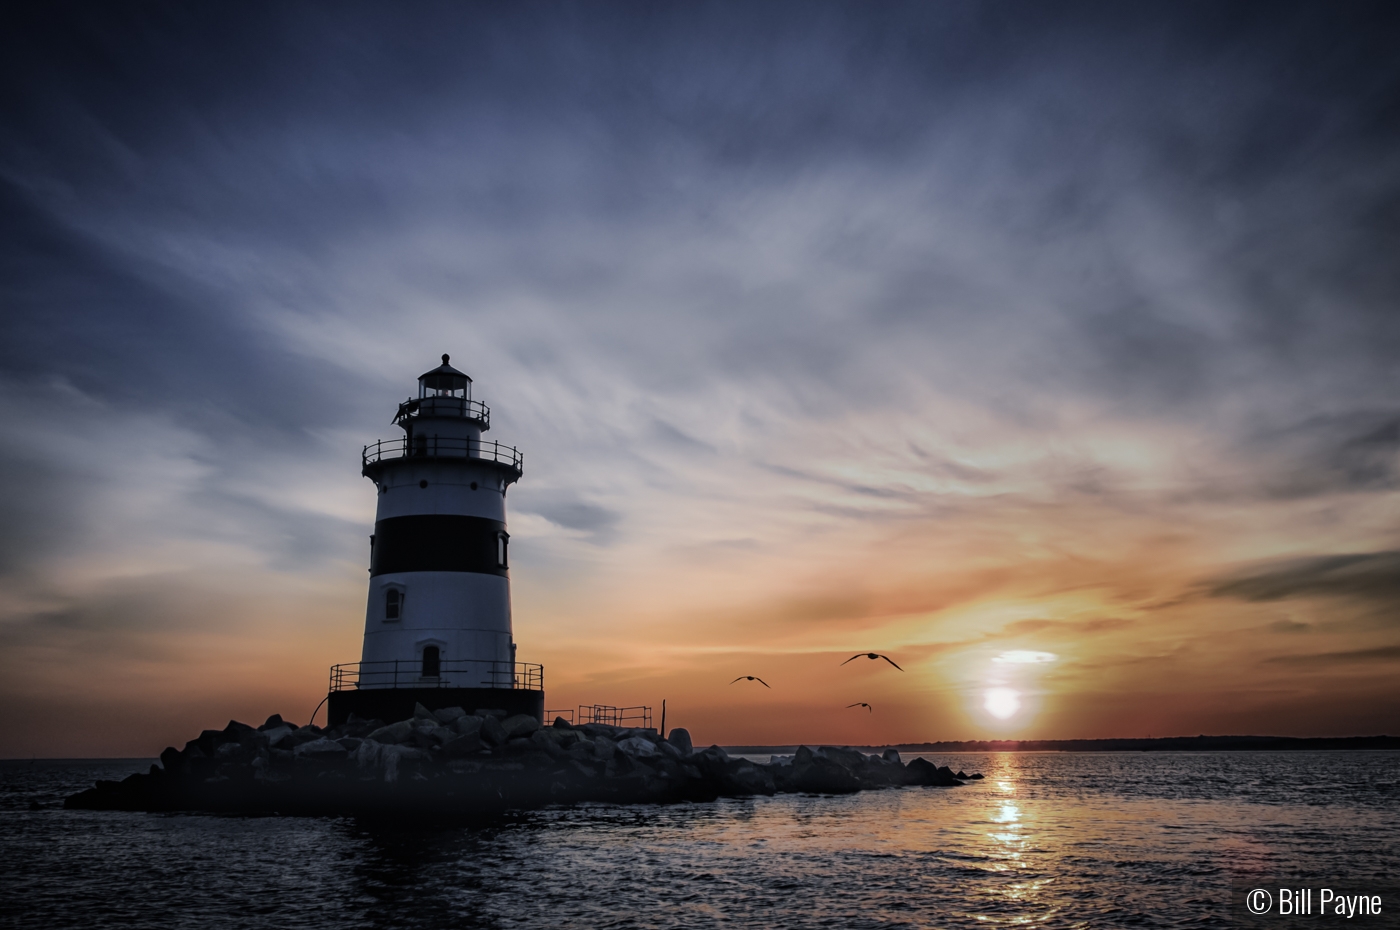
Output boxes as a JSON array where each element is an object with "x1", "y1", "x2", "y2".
[{"x1": 660, "y1": 699, "x2": 666, "y2": 739}]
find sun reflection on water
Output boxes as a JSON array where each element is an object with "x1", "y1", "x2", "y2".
[{"x1": 991, "y1": 802, "x2": 1021, "y2": 824}]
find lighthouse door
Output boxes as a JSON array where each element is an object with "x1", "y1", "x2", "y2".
[{"x1": 422, "y1": 645, "x2": 441, "y2": 678}]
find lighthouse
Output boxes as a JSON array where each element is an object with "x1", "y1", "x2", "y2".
[{"x1": 325, "y1": 356, "x2": 543, "y2": 725}]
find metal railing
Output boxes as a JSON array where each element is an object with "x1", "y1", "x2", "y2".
[
  {"x1": 362, "y1": 436, "x2": 524, "y2": 474},
  {"x1": 329, "y1": 660, "x2": 543, "y2": 692},
  {"x1": 394, "y1": 396, "x2": 490, "y2": 428},
  {"x1": 576, "y1": 705, "x2": 653, "y2": 728}
]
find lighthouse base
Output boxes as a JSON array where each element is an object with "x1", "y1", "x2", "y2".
[{"x1": 327, "y1": 688, "x2": 544, "y2": 728}]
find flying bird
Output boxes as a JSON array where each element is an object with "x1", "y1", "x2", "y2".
[
  {"x1": 846, "y1": 702, "x2": 872, "y2": 712},
  {"x1": 841, "y1": 653, "x2": 903, "y2": 670},
  {"x1": 730, "y1": 676, "x2": 771, "y2": 688}
]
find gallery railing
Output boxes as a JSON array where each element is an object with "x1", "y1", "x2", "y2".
[
  {"x1": 362, "y1": 436, "x2": 524, "y2": 474},
  {"x1": 393, "y1": 396, "x2": 491, "y2": 428},
  {"x1": 330, "y1": 660, "x2": 543, "y2": 692}
]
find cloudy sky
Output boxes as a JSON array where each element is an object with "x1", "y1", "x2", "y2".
[{"x1": 3, "y1": 2, "x2": 1398, "y2": 755}]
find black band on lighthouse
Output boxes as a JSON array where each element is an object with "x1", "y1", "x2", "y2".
[{"x1": 370, "y1": 515, "x2": 508, "y2": 577}]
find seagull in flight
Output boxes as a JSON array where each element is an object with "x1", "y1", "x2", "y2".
[
  {"x1": 846, "y1": 702, "x2": 872, "y2": 712},
  {"x1": 841, "y1": 653, "x2": 903, "y2": 670},
  {"x1": 730, "y1": 676, "x2": 771, "y2": 688}
]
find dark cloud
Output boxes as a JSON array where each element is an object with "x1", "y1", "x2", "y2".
[
  {"x1": 1264, "y1": 644, "x2": 1400, "y2": 666},
  {"x1": 1210, "y1": 551, "x2": 1400, "y2": 604},
  {"x1": 517, "y1": 494, "x2": 621, "y2": 544},
  {"x1": 1230, "y1": 410, "x2": 1400, "y2": 500}
]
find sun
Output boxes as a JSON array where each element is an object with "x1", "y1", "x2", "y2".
[{"x1": 984, "y1": 688, "x2": 1020, "y2": 720}]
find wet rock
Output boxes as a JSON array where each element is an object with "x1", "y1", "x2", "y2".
[
  {"x1": 906, "y1": 758, "x2": 961, "y2": 787},
  {"x1": 552, "y1": 716, "x2": 574, "y2": 729},
  {"x1": 413, "y1": 703, "x2": 437, "y2": 722},
  {"x1": 259, "y1": 714, "x2": 285, "y2": 731},
  {"x1": 722, "y1": 759, "x2": 776, "y2": 796},
  {"x1": 784, "y1": 754, "x2": 862, "y2": 794}
]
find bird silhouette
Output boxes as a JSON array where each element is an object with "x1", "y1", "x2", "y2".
[
  {"x1": 730, "y1": 676, "x2": 771, "y2": 688},
  {"x1": 841, "y1": 652, "x2": 903, "y2": 670},
  {"x1": 846, "y1": 702, "x2": 872, "y2": 712}
]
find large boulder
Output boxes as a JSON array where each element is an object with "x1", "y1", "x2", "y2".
[
  {"x1": 666, "y1": 728, "x2": 693, "y2": 756},
  {"x1": 502, "y1": 714, "x2": 540, "y2": 739},
  {"x1": 289, "y1": 726, "x2": 323, "y2": 746},
  {"x1": 262, "y1": 725, "x2": 295, "y2": 748},
  {"x1": 780, "y1": 746, "x2": 862, "y2": 793},
  {"x1": 223, "y1": 720, "x2": 260, "y2": 742},
  {"x1": 479, "y1": 714, "x2": 508, "y2": 747},
  {"x1": 817, "y1": 746, "x2": 868, "y2": 771},
  {"x1": 721, "y1": 759, "x2": 776, "y2": 796},
  {"x1": 906, "y1": 758, "x2": 961, "y2": 787},
  {"x1": 433, "y1": 706, "x2": 468, "y2": 725},
  {"x1": 294, "y1": 738, "x2": 348, "y2": 760},
  {"x1": 442, "y1": 732, "x2": 484, "y2": 757},
  {"x1": 366, "y1": 720, "x2": 414, "y2": 745},
  {"x1": 618, "y1": 736, "x2": 660, "y2": 758},
  {"x1": 452, "y1": 714, "x2": 482, "y2": 732}
]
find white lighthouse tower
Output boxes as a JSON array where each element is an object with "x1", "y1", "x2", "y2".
[{"x1": 326, "y1": 356, "x2": 543, "y2": 725}]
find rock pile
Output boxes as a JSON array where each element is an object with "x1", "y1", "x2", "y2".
[{"x1": 65, "y1": 706, "x2": 982, "y2": 816}]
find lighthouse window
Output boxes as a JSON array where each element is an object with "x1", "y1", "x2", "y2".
[
  {"x1": 422, "y1": 645, "x2": 441, "y2": 678},
  {"x1": 385, "y1": 587, "x2": 403, "y2": 621},
  {"x1": 497, "y1": 533, "x2": 509, "y2": 569}
]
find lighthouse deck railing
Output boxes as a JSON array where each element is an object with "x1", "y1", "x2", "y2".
[
  {"x1": 362, "y1": 436, "x2": 523, "y2": 472},
  {"x1": 393, "y1": 396, "x2": 491, "y2": 428},
  {"x1": 330, "y1": 660, "x2": 543, "y2": 692}
]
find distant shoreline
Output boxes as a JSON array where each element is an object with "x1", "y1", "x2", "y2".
[{"x1": 726, "y1": 735, "x2": 1400, "y2": 754}]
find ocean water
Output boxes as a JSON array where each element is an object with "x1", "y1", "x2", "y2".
[{"x1": 2, "y1": 751, "x2": 1396, "y2": 928}]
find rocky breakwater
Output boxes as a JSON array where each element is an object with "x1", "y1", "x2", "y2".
[{"x1": 66, "y1": 705, "x2": 983, "y2": 816}]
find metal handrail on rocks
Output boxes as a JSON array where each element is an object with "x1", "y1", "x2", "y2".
[
  {"x1": 330, "y1": 660, "x2": 543, "y2": 692},
  {"x1": 575, "y1": 705, "x2": 653, "y2": 728}
]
